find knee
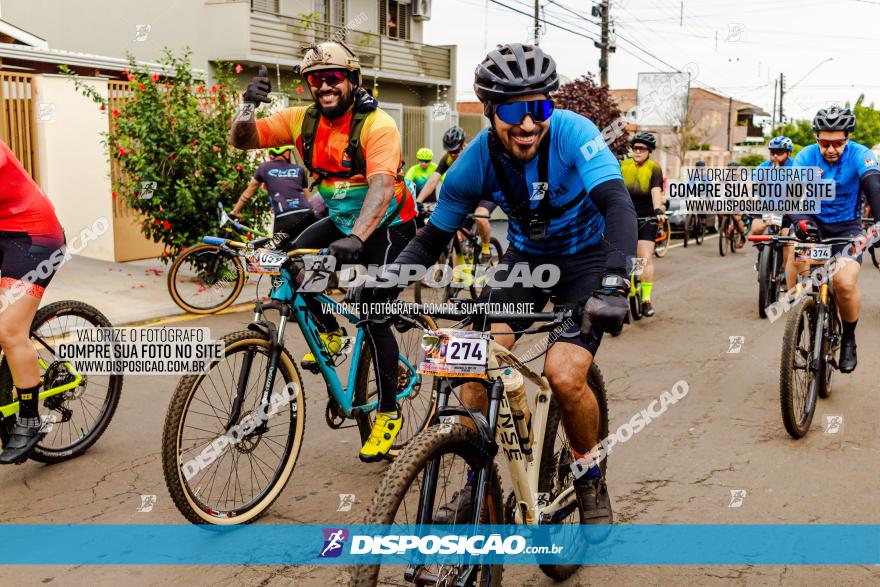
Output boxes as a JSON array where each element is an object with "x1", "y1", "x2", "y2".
[
  {"x1": 834, "y1": 275, "x2": 858, "y2": 299},
  {"x1": 545, "y1": 368, "x2": 584, "y2": 397},
  {"x1": 0, "y1": 321, "x2": 25, "y2": 348}
]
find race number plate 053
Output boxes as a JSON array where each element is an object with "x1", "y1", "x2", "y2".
[
  {"x1": 418, "y1": 329, "x2": 490, "y2": 378},
  {"x1": 246, "y1": 251, "x2": 286, "y2": 275}
]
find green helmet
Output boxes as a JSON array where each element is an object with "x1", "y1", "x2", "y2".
[
  {"x1": 268, "y1": 145, "x2": 293, "y2": 157},
  {"x1": 416, "y1": 147, "x2": 434, "y2": 161}
]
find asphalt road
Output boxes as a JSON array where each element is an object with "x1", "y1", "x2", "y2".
[{"x1": 2, "y1": 233, "x2": 880, "y2": 586}]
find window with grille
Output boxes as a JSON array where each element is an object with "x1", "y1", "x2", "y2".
[
  {"x1": 251, "y1": 0, "x2": 279, "y2": 13},
  {"x1": 380, "y1": 1, "x2": 410, "y2": 40}
]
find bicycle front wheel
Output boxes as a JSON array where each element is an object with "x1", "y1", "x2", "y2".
[
  {"x1": 354, "y1": 315, "x2": 438, "y2": 457},
  {"x1": 470, "y1": 236, "x2": 505, "y2": 299},
  {"x1": 654, "y1": 219, "x2": 671, "y2": 257},
  {"x1": 167, "y1": 244, "x2": 246, "y2": 314},
  {"x1": 780, "y1": 297, "x2": 819, "y2": 438},
  {"x1": 161, "y1": 329, "x2": 306, "y2": 524},
  {"x1": 352, "y1": 423, "x2": 504, "y2": 587},
  {"x1": 757, "y1": 246, "x2": 772, "y2": 319},
  {"x1": 718, "y1": 217, "x2": 730, "y2": 257},
  {"x1": 0, "y1": 301, "x2": 123, "y2": 463}
]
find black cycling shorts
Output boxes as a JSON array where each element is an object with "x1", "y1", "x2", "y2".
[
  {"x1": 0, "y1": 231, "x2": 66, "y2": 299},
  {"x1": 476, "y1": 199, "x2": 497, "y2": 214},
  {"x1": 477, "y1": 245, "x2": 605, "y2": 356},
  {"x1": 273, "y1": 209, "x2": 318, "y2": 250},
  {"x1": 637, "y1": 218, "x2": 658, "y2": 242}
]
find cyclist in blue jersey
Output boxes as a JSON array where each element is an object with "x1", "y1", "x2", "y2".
[
  {"x1": 750, "y1": 136, "x2": 796, "y2": 236},
  {"x1": 376, "y1": 43, "x2": 636, "y2": 526},
  {"x1": 788, "y1": 106, "x2": 880, "y2": 373}
]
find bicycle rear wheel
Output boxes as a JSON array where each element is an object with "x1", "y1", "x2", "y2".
[
  {"x1": 693, "y1": 216, "x2": 705, "y2": 245},
  {"x1": 352, "y1": 423, "x2": 504, "y2": 587},
  {"x1": 534, "y1": 363, "x2": 610, "y2": 581},
  {"x1": 818, "y1": 295, "x2": 840, "y2": 399},
  {"x1": 0, "y1": 301, "x2": 123, "y2": 463},
  {"x1": 167, "y1": 244, "x2": 246, "y2": 314},
  {"x1": 354, "y1": 314, "x2": 438, "y2": 457},
  {"x1": 161, "y1": 329, "x2": 306, "y2": 524},
  {"x1": 413, "y1": 249, "x2": 454, "y2": 305},
  {"x1": 780, "y1": 297, "x2": 819, "y2": 438},
  {"x1": 757, "y1": 246, "x2": 772, "y2": 319},
  {"x1": 629, "y1": 276, "x2": 643, "y2": 322},
  {"x1": 718, "y1": 217, "x2": 730, "y2": 257}
]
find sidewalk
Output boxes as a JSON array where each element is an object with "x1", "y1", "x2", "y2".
[{"x1": 42, "y1": 255, "x2": 193, "y2": 325}]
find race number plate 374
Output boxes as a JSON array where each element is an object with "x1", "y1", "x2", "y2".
[{"x1": 418, "y1": 329, "x2": 490, "y2": 378}]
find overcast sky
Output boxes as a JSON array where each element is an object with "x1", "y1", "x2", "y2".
[{"x1": 423, "y1": 0, "x2": 880, "y2": 123}]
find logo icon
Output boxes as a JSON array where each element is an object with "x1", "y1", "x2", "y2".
[
  {"x1": 630, "y1": 257, "x2": 648, "y2": 276},
  {"x1": 319, "y1": 528, "x2": 348, "y2": 558},
  {"x1": 727, "y1": 336, "x2": 745, "y2": 354},
  {"x1": 337, "y1": 493, "x2": 356, "y2": 512},
  {"x1": 530, "y1": 182, "x2": 549, "y2": 201},
  {"x1": 431, "y1": 102, "x2": 450, "y2": 122},
  {"x1": 726, "y1": 23, "x2": 744, "y2": 42},
  {"x1": 137, "y1": 494, "x2": 157, "y2": 513},
  {"x1": 38, "y1": 103, "x2": 56, "y2": 123},
  {"x1": 134, "y1": 24, "x2": 152, "y2": 42},
  {"x1": 824, "y1": 415, "x2": 843, "y2": 434},
  {"x1": 728, "y1": 489, "x2": 747, "y2": 508},
  {"x1": 139, "y1": 181, "x2": 157, "y2": 200},
  {"x1": 333, "y1": 181, "x2": 351, "y2": 200}
]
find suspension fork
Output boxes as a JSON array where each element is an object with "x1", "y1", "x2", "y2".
[
  {"x1": 469, "y1": 378, "x2": 504, "y2": 525},
  {"x1": 811, "y1": 284, "x2": 829, "y2": 371}
]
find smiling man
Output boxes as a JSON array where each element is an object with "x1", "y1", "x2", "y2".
[
  {"x1": 379, "y1": 43, "x2": 636, "y2": 526},
  {"x1": 228, "y1": 42, "x2": 417, "y2": 461}
]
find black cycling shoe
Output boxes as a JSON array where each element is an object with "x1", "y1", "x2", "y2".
[
  {"x1": 432, "y1": 486, "x2": 473, "y2": 524},
  {"x1": 573, "y1": 477, "x2": 613, "y2": 543},
  {"x1": 642, "y1": 300, "x2": 655, "y2": 317},
  {"x1": 839, "y1": 337, "x2": 857, "y2": 373},
  {"x1": 0, "y1": 421, "x2": 45, "y2": 465}
]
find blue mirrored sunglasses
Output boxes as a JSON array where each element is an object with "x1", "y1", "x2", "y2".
[{"x1": 494, "y1": 100, "x2": 554, "y2": 125}]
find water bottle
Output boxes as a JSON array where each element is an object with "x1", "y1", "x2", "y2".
[{"x1": 501, "y1": 368, "x2": 533, "y2": 460}]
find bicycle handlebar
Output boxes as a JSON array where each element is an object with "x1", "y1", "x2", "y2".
[{"x1": 748, "y1": 234, "x2": 860, "y2": 245}]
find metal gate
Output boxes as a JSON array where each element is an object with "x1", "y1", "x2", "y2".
[
  {"x1": 0, "y1": 72, "x2": 39, "y2": 181},
  {"x1": 403, "y1": 105, "x2": 427, "y2": 168}
]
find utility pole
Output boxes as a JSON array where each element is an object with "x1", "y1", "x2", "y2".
[
  {"x1": 726, "y1": 96, "x2": 733, "y2": 152},
  {"x1": 778, "y1": 73, "x2": 784, "y2": 126},
  {"x1": 593, "y1": 0, "x2": 612, "y2": 86},
  {"x1": 680, "y1": 1, "x2": 683, "y2": 26},
  {"x1": 534, "y1": 0, "x2": 540, "y2": 45},
  {"x1": 771, "y1": 76, "x2": 777, "y2": 131}
]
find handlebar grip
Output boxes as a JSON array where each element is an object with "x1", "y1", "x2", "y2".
[
  {"x1": 203, "y1": 236, "x2": 229, "y2": 246},
  {"x1": 747, "y1": 235, "x2": 771, "y2": 242}
]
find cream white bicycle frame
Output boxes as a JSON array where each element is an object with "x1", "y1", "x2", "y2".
[{"x1": 481, "y1": 339, "x2": 578, "y2": 526}]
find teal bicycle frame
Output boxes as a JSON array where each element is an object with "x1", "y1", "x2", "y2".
[{"x1": 252, "y1": 263, "x2": 421, "y2": 419}]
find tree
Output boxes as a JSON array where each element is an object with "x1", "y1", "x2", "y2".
[
  {"x1": 61, "y1": 49, "x2": 290, "y2": 261},
  {"x1": 665, "y1": 113, "x2": 708, "y2": 171},
  {"x1": 554, "y1": 74, "x2": 630, "y2": 158},
  {"x1": 776, "y1": 119, "x2": 814, "y2": 150},
  {"x1": 739, "y1": 154, "x2": 766, "y2": 167},
  {"x1": 850, "y1": 94, "x2": 880, "y2": 148}
]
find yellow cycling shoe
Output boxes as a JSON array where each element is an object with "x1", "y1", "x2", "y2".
[
  {"x1": 359, "y1": 411, "x2": 403, "y2": 463},
  {"x1": 302, "y1": 328, "x2": 345, "y2": 369}
]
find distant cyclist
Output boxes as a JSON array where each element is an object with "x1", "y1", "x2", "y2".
[
  {"x1": 418, "y1": 127, "x2": 495, "y2": 263},
  {"x1": 750, "y1": 136, "x2": 795, "y2": 236},
  {"x1": 405, "y1": 148, "x2": 437, "y2": 227},
  {"x1": 620, "y1": 132, "x2": 664, "y2": 316},
  {"x1": 0, "y1": 140, "x2": 65, "y2": 464},
  {"x1": 788, "y1": 106, "x2": 880, "y2": 373},
  {"x1": 230, "y1": 145, "x2": 316, "y2": 248},
  {"x1": 378, "y1": 43, "x2": 636, "y2": 527}
]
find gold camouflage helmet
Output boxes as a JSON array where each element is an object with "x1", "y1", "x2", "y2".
[{"x1": 300, "y1": 41, "x2": 361, "y2": 86}]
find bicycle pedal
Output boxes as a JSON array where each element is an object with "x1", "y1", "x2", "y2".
[{"x1": 301, "y1": 360, "x2": 321, "y2": 374}]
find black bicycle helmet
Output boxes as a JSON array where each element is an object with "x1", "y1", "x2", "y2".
[
  {"x1": 793, "y1": 218, "x2": 822, "y2": 243},
  {"x1": 631, "y1": 132, "x2": 656, "y2": 151},
  {"x1": 812, "y1": 106, "x2": 856, "y2": 133},
  {"x1": 442, "y1": 126, "x2": 466, "y2": 151},
  {"x1": 474, "y1": 43, "x2": 559, "y2": 106},
  {"x1": 727, "y1": 160, "x2": 740, "y2": 167}
]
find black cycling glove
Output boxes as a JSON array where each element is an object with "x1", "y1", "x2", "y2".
[
  {"x1": 328, "y1": 234, "x2": 364, "y2": 263},
  {"x1": 243, "y1": 66, "x2": 272, "y2": 107},
  {"x1": 582, "y1": 274, "x2": 629, "y2": 337}
]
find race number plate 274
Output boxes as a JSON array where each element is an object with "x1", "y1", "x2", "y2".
[{"x1": 418, "y1": 329, "x2": 490, "y2": 378}]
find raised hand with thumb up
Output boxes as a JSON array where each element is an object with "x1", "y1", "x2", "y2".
[{"x1": 243, "y1": 65, "x2": 271, "y2": 107}]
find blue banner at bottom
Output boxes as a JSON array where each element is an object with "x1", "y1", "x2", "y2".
[{"x1": 0, "y1": 524, "x2": 877, "y2": 565}]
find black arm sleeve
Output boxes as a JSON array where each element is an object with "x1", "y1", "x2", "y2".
[
  {"x1": 861, "y1": 171, "x2": 880, "y2": 224},
  {"x1": 589, "y1": 178, "x2": 638, "y2": 276}
]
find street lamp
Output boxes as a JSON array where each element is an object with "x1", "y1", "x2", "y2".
[{"x1": 788, "y1": 57, "x2": 834, "y2": 91}]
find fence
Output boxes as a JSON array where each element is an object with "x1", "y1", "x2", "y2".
[{"x1": 0, "y1": 71, "x2": 39, "y2": 181}]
